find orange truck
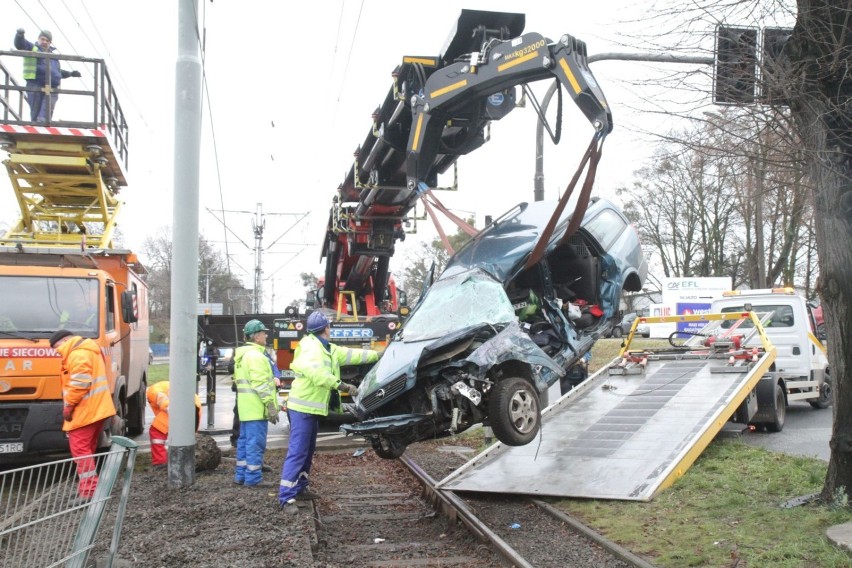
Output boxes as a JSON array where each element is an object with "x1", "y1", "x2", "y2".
[
  {"x1": 0, "y1": 48, "x2": 149, "y2": 459},
  {"x1": 0, "y1": 248, "x2": 150, "y2": 459}
]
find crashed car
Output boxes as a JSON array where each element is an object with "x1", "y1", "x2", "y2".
[{"x1": 340, "y1": 197, "x2": 647, "y2": 458}]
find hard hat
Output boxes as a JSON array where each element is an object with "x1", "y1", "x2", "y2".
[
  {"x1": 306, "y1": 312, "x2": 330, "y2": 333},
  {"x1": 243, "y1": 319, "x2": 269, "y2": 338}
]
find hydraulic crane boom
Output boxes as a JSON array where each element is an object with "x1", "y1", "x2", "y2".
[{"x1": 322, "y1": 9, "x2": 612, "y2": 313}]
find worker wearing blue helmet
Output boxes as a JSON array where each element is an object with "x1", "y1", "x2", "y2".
[{"x1": 278, "y1": 310, "x2": 379, "y2": 513}]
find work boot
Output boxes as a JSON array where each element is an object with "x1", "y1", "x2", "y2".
[
  {"x1": 245, "y1": 480, "x2": 274, "y2": 489},
  {"x1": 261, "y1": 464, "x2": 273, "y2": 473},
  {"x1": 295, "y1": 489, "x2": 320, "y2": 501},
  {"x1": 280, "y1": 499, "x2": 299, "y2": 515}
]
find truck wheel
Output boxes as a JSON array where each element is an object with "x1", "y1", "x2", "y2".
[
  {"x1": 489, "y1": 376, "x2": 540, "y2": 446},
  {"x1": 809, "y1": 372, "x2": 832, "y2": 409},
  {"x1": 371, "y1": 436, "x2": 406, "y2": 459},
  {"x1": 126, "y1": 382, "x2": 147, "y2": 437},
  {"x1": 765, "y1": 381, "x2": 786, "y2": 433}
]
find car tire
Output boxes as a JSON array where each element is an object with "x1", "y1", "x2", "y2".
[
  {"x1": 611, "y1": 326, "x2": 623, "y2": 339},
  {"x1": 371, "y1": 436, "x2": 406, "y2": 460},
  {"x1": 809, "y1": 370, "x2": 832, "y2": 409},
  {"x1": 488, "y1": 376, "x2": 541, "y2": 446},
  {"x1": 765, "y1": 381, "x2": 786, "y2": 433}
]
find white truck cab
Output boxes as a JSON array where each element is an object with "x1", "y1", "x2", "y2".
[{"x1": 710, "y1": 288, "x2": 830, "y2": 430}]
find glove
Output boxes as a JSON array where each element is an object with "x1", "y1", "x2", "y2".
[
  {"x1": 340, "y1": 383, "x2": 358, "y2": 397},
  {"x1": 266, "y1": 402, "x2": 279, "y2": 425},
  {"x1": 69, "y1": 70, "x2": 82, "y2": 78},
  {"x1": 17, "y1": 28, "x2": 25, "y2": 35},
  {"x1": 62, "y1": 405, "x2": 74, "y2": 422}
]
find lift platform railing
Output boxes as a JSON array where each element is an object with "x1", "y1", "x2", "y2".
[
  {"x1": 0, "y1": 49, "x2": 129, "y2": 170},
  {"x1": 0, "y1": 436, "x2": 138, "y2": 568}
]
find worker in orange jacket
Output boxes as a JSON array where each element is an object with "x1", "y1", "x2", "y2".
[
  {"x1": 147, "y1": 381, "x2": 202, "y2": 468},
  {"x1": 50, "y1": 329, "x2": 116, "y2": 500}
]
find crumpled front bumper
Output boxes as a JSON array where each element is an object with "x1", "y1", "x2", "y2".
[{"x1": 339, "y1": 413, "x2": 433, "y2": 437}]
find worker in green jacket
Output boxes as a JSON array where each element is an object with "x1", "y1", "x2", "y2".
[
  {"x1": 233, "y1": 319, "x2": 279, "y2": 488},
  {"x1": 278, "y1": 311, "x2": 378, "y2": 513}
]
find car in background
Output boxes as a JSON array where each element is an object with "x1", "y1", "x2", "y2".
[
  {"x1": 341, "y1": 197, "x2": 647, "y2": 458},
  {"x1": 608, "y1": 312, "x2": 638, "y2": 338},
  {"x1": 635, "y1": 321, "x2": 650, "y2": 338},
  {"x1": 216, "y1": 347, "x2": 235, "y2": 373}
]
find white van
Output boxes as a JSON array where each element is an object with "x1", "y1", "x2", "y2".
[{"x1": 710, "y1": 288, "x2": 830, "y2": 430}]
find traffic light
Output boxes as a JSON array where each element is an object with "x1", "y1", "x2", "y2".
[
  {"x1": 714, "y1": 26, "x2": 757, "y2": 105},
  {"x1": 761, "y1": 27, "x2": 793, "y2": 105}
]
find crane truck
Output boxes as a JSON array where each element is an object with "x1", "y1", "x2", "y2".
[
  {"x1": 0, "y1": 49, "x2": 149, "y2": 460},
  {"x1": 274, "y1": 9, "x2": 613, "y2": 404}
]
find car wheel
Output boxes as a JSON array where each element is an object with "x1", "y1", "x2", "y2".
[
  {"x1": 765, "y1": 381, "x2": 786, "y2": 433},
  {"x1": 809, "y1": 370, "x2": 832, "y2": 409},
  {"x1": 488, "y1": 376, "x2": 541, "y2": 446},
  {"x1": 371, "y1": 436, "x2": 406, "y2": 460},
  {"x1": 611, "y1": 326, "x2": 623, "y2": 338}
]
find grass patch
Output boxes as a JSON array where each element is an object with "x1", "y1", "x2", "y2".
[
  {"x1": 588, "y1": 337, "x2": 672, "y2": 373},
  {"x1": 147, "y1": 364, "x2": 169, "y2": 384},
  {"x1": 557, "y1": 439, "x2": 852, "y2": 567}
]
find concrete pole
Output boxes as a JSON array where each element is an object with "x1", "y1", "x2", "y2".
[{"x1": 167, "y1": 0, "x2": 202, "y2": 487}]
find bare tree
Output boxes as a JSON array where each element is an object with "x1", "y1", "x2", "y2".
[{"x1": 785, "y1": 0, "x2": 852, "y2": 500}]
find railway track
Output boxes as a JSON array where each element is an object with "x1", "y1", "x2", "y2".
[{"x1": 307, "y1": 449, "x2": 655, "y2": 567}]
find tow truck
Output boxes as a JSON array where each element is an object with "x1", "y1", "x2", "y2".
[
  {"x1": 274, "y1": 9, "x2": 614, "y2": 400},
  {"x1": 439, "y1": 306, "x2": 830, "y2": 501},
  {"x1": 0, "y1": 48, "x2": 149, "y2": 459}
]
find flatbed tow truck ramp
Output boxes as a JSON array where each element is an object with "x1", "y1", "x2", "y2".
[{"x1": 438, "y1": 313, "x2": 777, "y2": 501}]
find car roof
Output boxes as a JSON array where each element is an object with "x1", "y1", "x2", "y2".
[{"x1": 443, "y1": 197, "x2": 620, "y2": 282}]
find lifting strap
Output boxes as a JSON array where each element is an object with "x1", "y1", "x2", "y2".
[
  {"x1": 523, "y1": 133, "x2": 605, "y2": 271},
  {"x1": 419, "y1": 190, "x2": 479, "y2": 255}
]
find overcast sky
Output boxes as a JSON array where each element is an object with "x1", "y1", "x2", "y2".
[{"x1": 1, "y1": 1, "x2": 785, "y2": 311}]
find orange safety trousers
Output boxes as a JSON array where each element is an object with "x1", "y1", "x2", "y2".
[
  {"x1": 149, "y1": 426, "x2": 168, "y2": 465},
  {"x1": 68, "y1": 418, "x2": 107, "y2": 498}
]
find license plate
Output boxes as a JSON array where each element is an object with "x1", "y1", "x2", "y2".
[{"x1": 0, "y1": 442, "x2": 24, "y2": 454}]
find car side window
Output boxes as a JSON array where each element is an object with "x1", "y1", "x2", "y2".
[{"x1": 582, "y1": 208, "x2": 627, "y2": 251}]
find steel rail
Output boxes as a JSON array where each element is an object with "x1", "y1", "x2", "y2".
[{"x1": 400, "y1": 455, "x2": 535, "y2": 568}]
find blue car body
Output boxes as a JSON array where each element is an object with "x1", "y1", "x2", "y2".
[{"x1": 341, "y1": 197, "x2": 647, "y2": 457}]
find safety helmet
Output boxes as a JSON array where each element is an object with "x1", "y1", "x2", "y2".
[
  {"x1": 306, "y1": 311, "x2": 330, "y2": 333},
  {"x1": 243, "y1": 319, "x2": 269, "y2": 338}
]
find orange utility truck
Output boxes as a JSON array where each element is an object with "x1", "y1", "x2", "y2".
[{"x1": 0, "y1": 49, "x2": 149, "y2": 459}]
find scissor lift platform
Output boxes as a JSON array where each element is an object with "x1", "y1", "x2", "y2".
[
  {"x1": 0, "y1": 125, "x2": 128, "y2": 248},
  {"x1": 438, "y1": 313, "x2": 776, "y2": 501}
]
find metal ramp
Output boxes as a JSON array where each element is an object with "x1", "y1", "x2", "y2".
[{"x1": 438, "y1": 313, "x2": 777, "y2": 501}]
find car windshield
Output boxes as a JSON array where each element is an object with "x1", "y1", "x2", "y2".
[{"x1": 401, "y1": 268, "x2": 516, "y2": 342}]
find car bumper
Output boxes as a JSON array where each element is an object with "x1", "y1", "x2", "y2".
[{"x1": 339, "y1": 413, "x2": 433, "y2": 437}]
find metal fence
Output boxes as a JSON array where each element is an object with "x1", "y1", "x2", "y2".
[{"x1": 0, "y1": 436, "x2": 138, "y2": 568}]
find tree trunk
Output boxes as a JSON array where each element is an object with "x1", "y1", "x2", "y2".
[{"x1": 791, "y1": 0, "x2": 852, "y2": 501}]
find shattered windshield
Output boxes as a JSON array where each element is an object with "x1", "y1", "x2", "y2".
[{"x1": 401, "y1": 268, "x2": 516, "y2": 342}]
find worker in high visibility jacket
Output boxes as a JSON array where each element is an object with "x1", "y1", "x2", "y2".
[
  {"x1": 147, "y1": 381, "x2": 202, "y2": 468},
  {"x1": 13, "y1": 28, "x2": 81, "y2": 123},
  {"x1": 50, "y1": 329, "x2": 116, "y2": 500},
  {"x1": 233, "y1": 320, "x2": 279, "y2": 488},
  {"x1": 278, "y1": 311, "x2": 378, "y2": 513}
]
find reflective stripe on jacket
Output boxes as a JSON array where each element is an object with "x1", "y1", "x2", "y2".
[
  {"x1": 147, "y1": 381, "x2": 201, "y2": 434},
  {"x1": 234, "y1": 342, "x2": 276, "y2": 421},
  {"x1": 55, "y1": 336, "x2": 116, "y2": 432},
  {"x1": 288, "y1": 334, "x2": 378, "y2": 417}
]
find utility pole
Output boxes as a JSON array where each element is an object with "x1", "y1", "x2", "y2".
[
  {"x1": 252, "y1": 203, "x2": 265, "y2": 312},
  {"x1": 167, "y1": 0, "x2": 202, "y2": 487}
]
